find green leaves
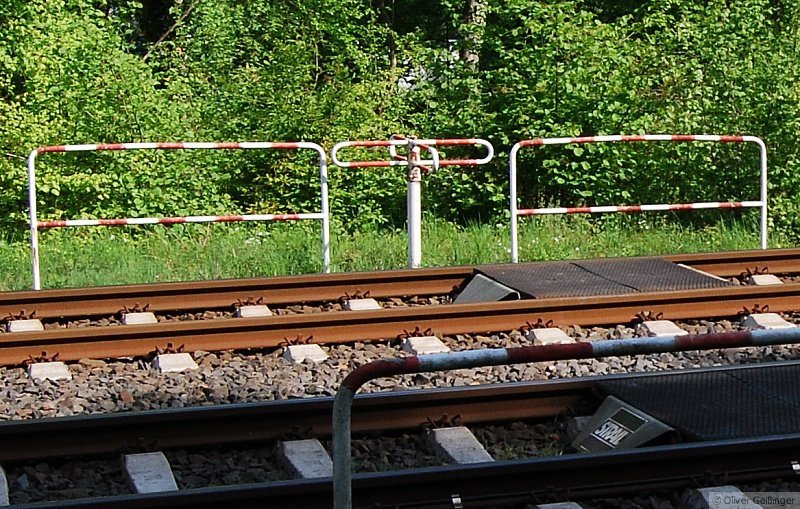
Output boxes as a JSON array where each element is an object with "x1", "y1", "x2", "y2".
[{"x1": 0, "y1": 0, "x2": 799, "y2": 237}]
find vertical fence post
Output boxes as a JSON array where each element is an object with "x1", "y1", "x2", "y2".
[
  {"x1": 27, "y1": 150, "x2": 42, "y2": 290},
  {"x1": 331, "y1": 136, "x2": 493, "y2": 268},
  {"x1": 407, "y1": 140, "x2": 424, "y2": 268}
]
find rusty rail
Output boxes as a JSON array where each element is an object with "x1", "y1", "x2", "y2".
[
  {"x1": 0, "y1": 266, "x2": 470, "y2": 319},
  {"x1": 667, "y1": 248, "x2": 800, "y2": 277},
  {"x1": 2, "y1": 248, "x2": 800, "y2": 320}
]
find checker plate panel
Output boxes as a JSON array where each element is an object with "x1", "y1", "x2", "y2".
[
  {"x1": 476, "y1": 257, "x2": 732, "y2": 299},
  {"x1": 598, "y1": 363, "x2": 800, "y2": 440}
]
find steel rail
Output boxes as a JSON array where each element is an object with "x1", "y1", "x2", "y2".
[
  {"x1": 0, "y1": 360, "x2": 789, "y2": 461},
  {"x1": 11, "y1": 417, "x2": 800, "y2": 508},
  {"x1": 2, "y1": 248, "x2": 800, "y2": 320},
  {"x1": 330, "y1": 327, "x2": 800, "y2": 509},
  {"x1": 0, "y1": 266, "x2": 470, "y2": 320},
  {"x1": 0, "y1": 374, "x2": 596, "y2": 462},
  {"x1": 3, "y1": 282, "x2": 800, "y2": 365},
  {"x1": 667, "y1": 248, "x2": 800, "y2": 277},
  {"x1": 15, "y1": 434, "x2": 800, "y2": 508}
]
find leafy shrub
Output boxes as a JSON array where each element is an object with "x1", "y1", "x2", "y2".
[{"x1": 1, "y1": 0, "x2": 798, "y2": 239}]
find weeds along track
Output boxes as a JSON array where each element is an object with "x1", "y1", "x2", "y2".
[{"x1": 1, "y1": 248, "x2": 800, "y2": 365}]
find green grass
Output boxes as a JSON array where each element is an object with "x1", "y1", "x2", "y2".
[{"x1": 0, "y1": 214, "x2": 791, "y2": 291}]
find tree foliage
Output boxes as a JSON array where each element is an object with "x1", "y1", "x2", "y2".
[{"x1": 1, "y1": 0, "x2": 798, "y2": 237}]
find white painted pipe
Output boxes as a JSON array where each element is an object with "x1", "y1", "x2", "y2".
[
  {"x1": 407, "y1": 178, "x2": 422, "y2": 268},
  {"x1": 407, "y1": 142, "x2": 423, "y2": 268}
]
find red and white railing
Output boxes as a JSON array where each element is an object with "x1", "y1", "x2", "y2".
[
  {"x1": 509, "y1": 134, "x2": 768, "y2": 263},
  {"x1": 331, "y1": 136, "x2": 493, "y2": 268},
  {"x1": 331, "y1": 136, "x2": 494, "y2": 170},
  {"x1": 28, "y1": 141, "x2": 331, "y2": 289}
]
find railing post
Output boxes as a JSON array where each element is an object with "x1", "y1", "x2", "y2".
[
  {"x1": 407, "y1": 140, "x2": 424, "y2": 268},
  {"x1": 332, "y1": 136, "x2": 493, "y2": 269},
  {"x1": 27, "y1": 150, "x2": 41, "y2": 290},
  {"x1": 509, "y1": 134, "x2": 768, "y2": 263},
  {"x1": 27, "y1": 141, "x2": 331, "y2": 289}
]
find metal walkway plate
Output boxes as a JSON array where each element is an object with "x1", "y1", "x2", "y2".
[
  {"x1": 475, "y1": 257, "x2": 732, "y2": 299},
  {"x1": 597, "y1": 362, "x2": 800, "y2": 440}
]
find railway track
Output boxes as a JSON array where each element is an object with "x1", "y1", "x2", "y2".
[
  {"x1": 2, "y1": 278, "x2": 800, "y2": 365},
  {"x1": 3, "y1": 361, "x2": 800, "y2": 508},
  {"x1": 3, "y1": 251, "x2": 800, "y2": 506},
  {"x1": 5, "y1": 248, "x2": 800, "y2": 321}
]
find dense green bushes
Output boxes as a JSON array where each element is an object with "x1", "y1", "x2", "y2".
[{"x1": 1, "y1": 0, "x2": 798, "y2": 237}]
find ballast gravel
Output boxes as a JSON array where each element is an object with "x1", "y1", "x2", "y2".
[
  {"x1": 1, "y1": 314, "x2": 800, "y2": 420},
  {"x1": 5, "y1": 459, "x2": 129, "y2": 505}
]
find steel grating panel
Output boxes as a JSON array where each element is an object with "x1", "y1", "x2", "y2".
[
  {"x1": 475, "y1": 257, "x2": 732, "y2": 299},
  {"x1": 573, "y1": 257, "x2": 732, "y2": 293},
  {"x1": 597, "y1": 363, "x2": 800, "y2": 440},
  {"x1": 476, "y1": 262, "x2": 635, "y2": 298}
]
